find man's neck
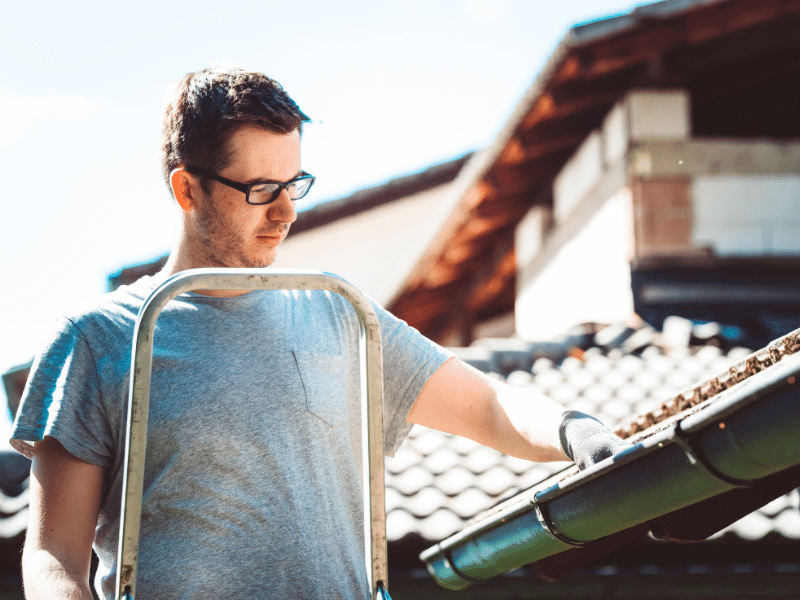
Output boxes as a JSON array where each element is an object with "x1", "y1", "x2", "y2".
[{"x1": 156, "y1": 248, "x2": 251, "y2": 298}]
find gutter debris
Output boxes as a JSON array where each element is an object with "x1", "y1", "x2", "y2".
[{"x1": 615, "y1": 327, "x2": 800, "y2": 440}]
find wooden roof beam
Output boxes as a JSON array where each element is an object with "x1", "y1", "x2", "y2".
[
  {"x1": 498, "y1": 133, "x2": 586, "y2": 168},
  {"x1": 489, "y1": 158, "x2": 563, "y2": 199},
  {"x1": 579, "y1": 26, "x2": 683, "y2": 79},
  {"x1": 399, "y1": 297, "x2": 453, "y2": 323},
  {"x1": 573, "y1": 0, "x2": 799, "y2": 83},
  {"x1": 548, "y1": 65, "x2": 648, "y2": 105},
  {"x1": 668, "y1": 11, "x2": 800, "y2": 75},
  {"x1": 420, "y1": 256, "x2": 485, "y2": 289},
  {"x1": 551, "y1": 55, "x2": 584, "y2": 85},
  {"x1": 441, "y1": 242, "x2": 481, "y2": 266},
  {"x1": 523, "y1": 102, "x2": 613, "y2": 141},
  {"x1": 423, "y1": 242, "x2": 516, "y2": 345},
  {"x1": 466, "y1": 239, "x2": 516, "y2": 314},
  {"x1": 390, "y1": 281, "x2": 465, "y2": 328},
  {"x1": 681, "y1": 0, "x2": 791, "y2": 45},
  {"x1": 458, "y1": 213, "x2": 517, "y2": 242},
  {"x1": 546, "y1": 0, "x2": 799, "y2": 89},
  {"x1": 520, "y1": 77, "x2": 642, "y2": 141},
  {"x1": 462, "y1": 179, "x2": 498, "y2": 210}
]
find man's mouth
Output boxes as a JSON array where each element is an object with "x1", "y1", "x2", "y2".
[
  {"x1": 256, "y1": 235, "x2": 283, "y2": 247},
  {"x1": 256, "y1": 224, "x2": 289, "y2": 247}
]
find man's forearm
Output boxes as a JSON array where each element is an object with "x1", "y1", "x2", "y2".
[
  {"x1": 410, "y1": 358, "x2": 571, "y2": 462},
  {"x1": 408, "y1": 358, "x2": 626, "y2": 467},
  {"x1": 22, "y1": 548, "x2": 95, "y2": 600},
  {"x1": 491, "y1": 381, "x2": 630, "y2": 468},
  {"x1": 488, "y1": 381, "x2": 571, "y2": 462}
]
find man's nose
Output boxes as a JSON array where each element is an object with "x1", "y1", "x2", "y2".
[{"x1": 268, "y1": 189, "x2": 297, "y2": 224}]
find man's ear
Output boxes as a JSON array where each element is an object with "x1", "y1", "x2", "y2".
[{"x1": 170, "y1": 168, "x2": 195, "y2": 212}]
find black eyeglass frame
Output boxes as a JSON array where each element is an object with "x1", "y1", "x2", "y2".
[{"x1": 186, "y1": 166, "x2": 315, "y2": 205}]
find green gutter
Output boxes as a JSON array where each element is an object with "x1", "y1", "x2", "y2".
[{"x1": 420, "y1": 349, "x2": 800, "y2": 590}]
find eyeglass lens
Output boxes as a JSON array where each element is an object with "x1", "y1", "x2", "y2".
[{"x1": 249, "y1": 177, "x2": 313, "y2": 204}]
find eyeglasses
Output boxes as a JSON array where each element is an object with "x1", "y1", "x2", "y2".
[{"x1": 186, "y1": 166, "x2": 315, "y2": 205}]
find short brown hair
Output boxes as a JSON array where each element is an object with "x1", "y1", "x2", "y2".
[{"x1": 160, "y1": 65, "x2": 310, "y2": 196}]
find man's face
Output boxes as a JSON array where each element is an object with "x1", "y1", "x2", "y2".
[{"x1": 188, "y1": 125, "x2": 302, "y2": 269}]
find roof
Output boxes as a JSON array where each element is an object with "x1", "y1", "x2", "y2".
[
  {"x1": 387, "y1": 0, "x2": 800, "y2": 342},
  {"x1": 417, "y1": 320, "x2": 800, "y2": 586},
  {"x1": 385, "y1": 318, "x2": 800, "y2": 550}
]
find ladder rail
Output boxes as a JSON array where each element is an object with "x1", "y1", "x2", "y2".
[{"x1": 115, "y1": 269, "x2": 388, "y2": 599}]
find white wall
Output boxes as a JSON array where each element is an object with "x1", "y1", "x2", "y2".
[
  {"x1": 627, "y1": 90, "x2": 691, "y2": 141},
  {"x1": 514, "y1": 206, "x2": 550, "y2": 268},
  {"x1": 553, "y1": 131, "x2": 603, "y2": 223},
  {"x1": 274, "y1": 182, "x2": 453, "y2": 305},
  {"x1": 554, "y1": 90, "x2": 691, "y2": 226},
  {"x1": 692, "y1": 175, "x2": 800, "y2": 255},
  {"x1": 516, "y1": 188, "x2": 635, "y2": 340},
  {"x1": 602, "y1": 89, "x2": 691, "y2": 169}
]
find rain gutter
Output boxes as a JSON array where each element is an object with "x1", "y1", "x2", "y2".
[{"x1": 420, "y1": 345, "x2": 800, "y2": 590}]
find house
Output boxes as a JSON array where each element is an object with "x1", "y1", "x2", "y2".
[
  {"x1": 385, "y1": 0, "x2": 800, "y2": 351},
  {"x1": 384, "y1": 0, "x2": 800, "y2": 597}
]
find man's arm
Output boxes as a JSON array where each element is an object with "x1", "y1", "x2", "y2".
[
  {"x1": 23, "y1": 436, "x2": 104, "y2": 600},
  {"x1": 407, "y1": 357, "x2": 626, "y2": 466}
]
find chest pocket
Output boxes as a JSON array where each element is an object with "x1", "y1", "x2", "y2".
[{"x1": 292, "y1": 350, "x2": 347, "y2": 427}]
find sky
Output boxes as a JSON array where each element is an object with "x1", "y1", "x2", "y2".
[{"x1": 0, "y1": 0, "x2": 648, "y2": 420}]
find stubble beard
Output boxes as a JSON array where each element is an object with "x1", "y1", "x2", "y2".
[{"x1": 194, "y1": 195, "x2": 281, "y2": 269}]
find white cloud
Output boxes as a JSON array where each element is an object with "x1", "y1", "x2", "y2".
[{"x1": 0, "y1": 92, "x2": 102, "y2": 148}]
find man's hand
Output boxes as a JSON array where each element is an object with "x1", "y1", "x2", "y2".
[{"x1": 558, "y1": 410, "x2": 630, "y2": 470}]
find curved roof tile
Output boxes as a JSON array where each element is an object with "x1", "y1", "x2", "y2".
[{"x1": 386, "y1": 320, "x2": 800, "y2": 545}]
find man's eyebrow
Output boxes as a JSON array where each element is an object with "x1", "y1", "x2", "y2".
[{"x1": 243, "y1": 170, "x2": 304, "y2": 185}]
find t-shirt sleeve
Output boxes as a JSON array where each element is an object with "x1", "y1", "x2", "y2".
[
  {"x1": 375, "y1": 303, "x2": 453, "y2": 456},
  {"x1": 10, "y1": 316, "x2": 114, "y2": 467}
]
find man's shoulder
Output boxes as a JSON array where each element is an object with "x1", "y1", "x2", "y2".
[{"x1": 59, "y1": 276, "x2": 155, "y2": 339}]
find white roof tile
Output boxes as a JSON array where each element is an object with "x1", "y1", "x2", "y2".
[
  {"x1": 384, "y1": 323, "x2": 794, "y2": 545},
  {"x1": 435, "y1": 466, "x2": 475, "y2": 496},
  {"x1": 449, "y1": 488, "x2": 494, "y2": 519},
  {"x1": 476, "y1": 466, "x2": 519, "y2": 497},
  {"x1": 725, "y1": 511, "x2": 775, "y2": 541},
  {"x1": 386, "y1": 509, "x2": 419, "y2": 541},
  {"x1": 462, "y1": 446, "x2": 505, "y2": 475},
  {"x1": 407, "y1": 487, "x2": 448, "y2": 518},
  {"x1": 392, "y1": 465, "x2": 434, "y2": 495},
  {"x1": 422, "y1": 447, "x2": 461, "y2": 476},
  {"x1": 773, "y1": 509, "x2": 800, "y2": 539},
  {"x1": 420, "y1": 508, "x2": 465, "y2": 541}
]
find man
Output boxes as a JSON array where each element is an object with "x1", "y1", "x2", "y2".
[{"x1": 11, "y1": 66, "x2": 626, "y2": 600}]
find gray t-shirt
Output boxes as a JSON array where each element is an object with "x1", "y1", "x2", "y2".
[{"x1": 11, "y1": 275, "x2": 451, "y2": 600}]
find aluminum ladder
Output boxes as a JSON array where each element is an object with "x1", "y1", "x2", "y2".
[{"x1": 115, "y1": 269, "x2": 392, "y2": 599}]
